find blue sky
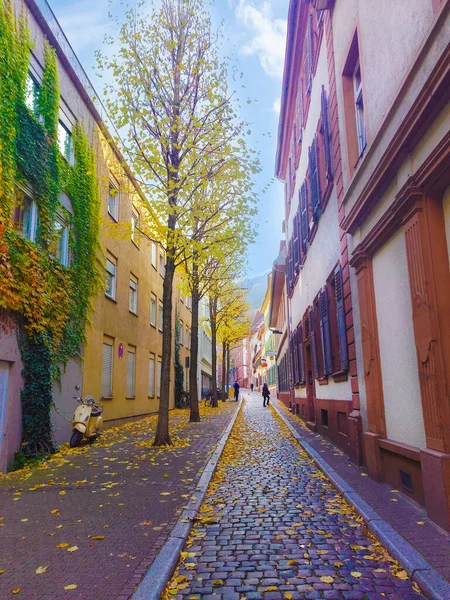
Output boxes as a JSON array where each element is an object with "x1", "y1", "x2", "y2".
[{"x1": 50, "y1": 0, "x2": 289, "y2": 279}]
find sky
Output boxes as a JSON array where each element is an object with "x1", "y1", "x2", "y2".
[{"x1": 49, "y1": 0, "x2": 289, "y2": 279}]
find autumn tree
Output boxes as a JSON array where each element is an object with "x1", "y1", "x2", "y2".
[{"x1": 98, "y1": 0, "x2": 258, "y2": 444}]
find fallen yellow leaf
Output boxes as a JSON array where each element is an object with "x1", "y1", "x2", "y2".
[
  {"x1": 285, "y1": 594, "x2": 293, "y2": 599},
  {"x1": 394, "y1": 570, "x2": 409, "y2": 580},
  {"x1": 91, "y1": 536, "x2": 105, "y2": 540},
  {"x1": 57, "y1": 543, "x2": 69, "y2": 548},
  {"x1": 67, "y1": 546, "x2": 78, "y2": 552},
  {"x1": 417, "y1": 521, "x2": 425, "y2": 525},
  {"x1": 64, "y1": 584, "x2": 77, "y2": 590},
  {"x1": 212, "y1": 579, "x2": 223, "y2": 585},
  {"x1": 351, "y1": 572, "x2": 362, "y2": 578},
  {"x1": 12, "y1": 588, "x2": 21, "y2": 594},
  {"x1": 35, "y1": 566, "x2": 48, "y2": 574},
  {"x1": 286, "y1": 559, "x2": 297, "y2": 566},
  {"x1": 320, "y1": 576, "x2": 334, "y2": 583}
]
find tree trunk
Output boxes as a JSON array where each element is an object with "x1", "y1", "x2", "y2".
[
  {"x1": 154, "y1": 252, "x2": 175, "y2": 446},
  {"x1": 210, "y1": 296, "x2": 218, "y2": 407},
  {"x1": 221, "y1": 340, "x2": 226, "y2": 401},
  {"x1": 189, "y1": 271, "x2": 201, "y2": 422},
  {"x1": 226, "y1": 342, "x2": 231, "y2": 400}
]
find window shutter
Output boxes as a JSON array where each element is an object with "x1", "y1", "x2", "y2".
[
  {"x1": 288, "y1": 238, "x2": 294, "y2": 293},
  {"x1": 309, "y1": 306, "x2": 319, "y2": 379},
  {"x1": 293, "y1": 213, "x2": 300, "y2": 271},
  {"x1": 304, "y1": 13, "x2": 313, "y2": 93},
  {"x1": 101, "y1": 343, "x2": 113, "y2": 397},
  {"x1": 148, "y1": 357, "x2": 155, "y2": 397},
  {"x1": 297, "y1": 78, "x2": 304, "y2": 135},
  {"x1": 309, "y1": 137, "x2": 321, "y2": 220},
  {"x1": 299, "y1": 182, "x2": 309, "y2": 252},
  {"x1": 319, "y1": 287, "x2": 333, "y2": 375},
  {"x1": 298, "y1": 322, "x2": 305, "y2": 384},
  {"x1": 321, "y1": 85, "x2": 332, "y2": 180},
  {"x1": 334, "y1": 265, "x2": 349, "y2": 370},
  {"x1": 126, "y1": 351, "x2": 135, "y2": 397},
  {"x1": 291, "y1": 131, "x2": 296, "y2": 174},
  {"x1": 293, "y1": 327, "x2": 300, "y2": 384}
]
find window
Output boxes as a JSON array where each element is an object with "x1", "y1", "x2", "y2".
[
  {"x1": 25, "y1": 73, "x2": 40, "y2": 117},
  {"x1": 185, "y1": 327, "x2": 190, "y2": 349},
  {"x1": 151, "y1": 242, "x2": 157, "y2": 268},
  {"x1": 108, "y1": 182, "x2": 119, "y2": 221},
  {"x1": 101, "y1": 339, "x2": 114, "y2": 398},
  {"x1": 105, "y1": 255, "x2": 117, "y2": 300},
  {"x1": 129, "y1": 275, "x2": 138, "y2": 314},
  {"x1": 343, "y1": 32, "x2": 366, "y2": 170},
  {"x1": 353, "y1": 59, "x2": 366, "y2": 156},
  {"x1": 58, "y1": 121, "x2": 74, "y2": 164},
  {"x1": 52, "y1": 213, "x2": 69, "y2": 266},
  {"x1": 150, "y1": 293, "x2": 157, "y2": 327},
  {"x1": 179, "y1": 320, "x2": 184, "y2": 346},
  {"x1": 148, "y1": 355, "x2": 155, "y2": 397},
  {"x1": 131, "y1": 208, "x2": 140, "y2": 245},
  {"x1": 14, "y1": 193, "x2": 38, "y2": 242},
  {"x1": 158, "y1": 300, "x2": 163, "y2": 331},
  {"x1": 126, "y1": 347, "x2": 136, "y2": 398},
  {"x1": 157, "y1": 358, "x2": 162, "y2": 397},
  {"x1": 159, "y1": 250, "x2": 165, "y2": 277}
]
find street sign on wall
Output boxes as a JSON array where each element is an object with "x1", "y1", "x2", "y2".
[{"x1": 266, "y1": 351, "x2": 277, "y2": 357}]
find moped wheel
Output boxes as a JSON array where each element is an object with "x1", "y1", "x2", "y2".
[{"x1": 70, "y1": 429, "x2": 83, "y2": 448}]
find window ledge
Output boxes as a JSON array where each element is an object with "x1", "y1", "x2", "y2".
[
  {"x1": 131, "y1": 240, "x2": 140, "y2": 249},
  {"x1": 129, "y1": 310, "x2": 138, "y2": 317},
  {"x1": 150, "y1": 322, "x2": 156, "y2": 329},
  {"x1": 105, "y1": 294, "x2": 118, "y2": 303},
  {"x1": 332, "y1": 370, "x2": 349, "y2": 383},
  {"x1": 108, "y1": 212, "x2": 118, "y2": 223},
  {"x1": 102, "y1": 396, "x2": 113, "y2": 401},
  {"x1": 318, "y1": 376, "x2": 328, "y2": 386},
  {"x1": 126, "y1": 396, "x2": 136, "y2": 400}
]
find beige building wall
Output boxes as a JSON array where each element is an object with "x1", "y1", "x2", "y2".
[{"x1": 372, "y1": 231, "x2": 426, "y2": 449}]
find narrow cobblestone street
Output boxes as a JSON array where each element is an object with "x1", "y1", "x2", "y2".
[{"x1": 165, "y1": 393, "x2": 426, "y2": 600}]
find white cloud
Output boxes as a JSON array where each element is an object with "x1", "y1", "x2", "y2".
[
  {"x1": 235, "y1": 0, "x2": 287, "y2": 79},
  {"x1": 56, "y1": 0, "x2": 110, "y2": 54},
  {"x1": 272, "y1": 97, "x2": 281, "y2": 113}
]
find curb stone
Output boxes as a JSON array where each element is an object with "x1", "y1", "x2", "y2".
[
  {"x1": 272, "y1": 400, "x2": 450, "y2": 600},
  {"x1": 132, "y1": 398, "x2": 244, "y2": 600}
]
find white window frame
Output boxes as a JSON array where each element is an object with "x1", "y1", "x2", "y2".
[
  {"x1": 17, "y1": 195, "x2": 38, "y2": 243},
  {"x1": 157, "y1": 358, "x2": 162, "y2": 398},
  {"x1": 105, "y1": 256, "x2": 117, "y2": 300},
  {"x1": 57, "y1": 120, "x2": 74, "y2": 165},
  {"x1": 131, "y1": 208, "x2": 140, "y2": 246},
  {"x1": 158, "y1": 301, "x2": 163, "y2": 332},
  {"x1": 159, "y1": 250, "x2": 165, "y2": 277},
  {"x1": 53, "y1": 212, "x2": 70, "y2": 267},
  {"x1": 148, "y1": 355, "x2": 155, "y2": 398},
  {"x1": 126, "y1": 348, "x2": 136, "y2": 398},
  {"x1": 108, "y1": 182, "x2": 119, "y2": 221},
  {"x1": 101, "y1": 340, "x2": 114, "y2": 398},
  {"x1": 25, "y1": 73, "x2": 40, "y2": 117},
  {"x1": 150, "y1": 293, "x2": 157, "y2": 327},
  {"x1": 353, "y1": 59, "x2": 366, "y2": 157},
  {"x1": 185, "y1": 327, "x2": 190, "y2": 349},
  {"x1": 129, "y1": 275, "x2": 138, "y2": 314},
  {"x1": 151, "y1": 242, "x2": 157, "y2": 269},
  {"x1": 179, "y1": 320, "x2": 184, "y2": 346}
]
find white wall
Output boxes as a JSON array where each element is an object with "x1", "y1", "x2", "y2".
[
  {"x1": 443, "y1": 186, "x2": 450, "y2": 267},
  {"x1": 372, "y1": 230, "x2": 426, "y2": 449}
]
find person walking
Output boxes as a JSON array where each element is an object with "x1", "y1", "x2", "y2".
[
  {"x1": 233, "y1": 380, "x2": 240, "y2": 402},
  {"x1": 262, "y1": 382, "x2": 270, "y2": 407},
  {"x1": 250, "y1": 383, "x2": 254, "y2": 392}
]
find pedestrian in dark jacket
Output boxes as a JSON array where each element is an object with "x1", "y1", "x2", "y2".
[
  {"x1": 262, "y1": 383, "x2": 270, "y2": 407},
  {"x1": 233, "y1": 381, "x2": 240, "y2": 402}
]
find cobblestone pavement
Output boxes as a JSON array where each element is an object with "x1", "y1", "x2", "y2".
[
  {"x1": 0, "y1": 403, "x2": 237, "y2": 600},
  {"x1": 165, "y1": 394, "x2": 426, "y2": 600}
]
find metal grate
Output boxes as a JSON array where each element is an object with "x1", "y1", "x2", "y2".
[{"x1": 400, "y1": 470, "x2": 413, "y2": 493}]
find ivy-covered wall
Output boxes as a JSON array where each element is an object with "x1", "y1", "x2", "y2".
[{"x1": 0, "y1": 0, "x2": 101, "y2": 456}]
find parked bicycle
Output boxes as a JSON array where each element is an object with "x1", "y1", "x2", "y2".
[
  {"x1": 178, "y1": 391, "x2": 190, "y2": 409},
  {"x1": 204, "y1": 388, "x2": 213, "y2": 407}
]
